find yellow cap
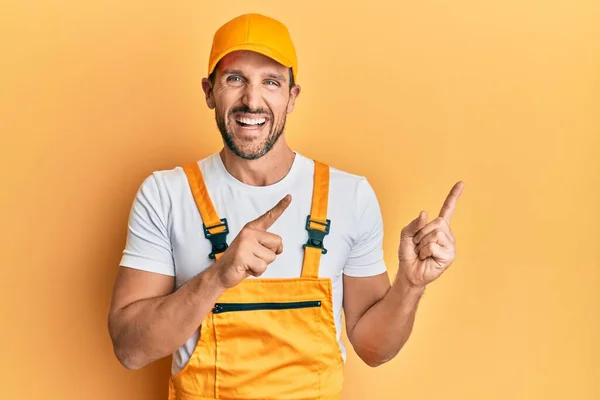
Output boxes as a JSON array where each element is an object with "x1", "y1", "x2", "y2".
[{"x1": 208, "y1": 14, "x2": 298, "y2": 83}]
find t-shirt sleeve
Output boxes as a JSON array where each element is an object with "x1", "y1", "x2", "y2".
[
  {"x1": 343, "y1": 178, "x2": 388, "y2": 277},
  {"x1": 119, "y1": 173, "x2": 175, "y2": 276}
]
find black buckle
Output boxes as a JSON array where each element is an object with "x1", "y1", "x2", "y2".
[
  {"x1": 203, "y1": 218, "x2": 229, "y2": 260},
  {"x1": 303, "y1": 215, "x2": 331, "y2": 254}
]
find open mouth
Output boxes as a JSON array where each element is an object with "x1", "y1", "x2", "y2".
[{"x1": 235, "y1": 116, "x2": 267, "y2": 127}]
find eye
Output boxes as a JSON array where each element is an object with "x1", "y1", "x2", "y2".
[
  {"x1": 226, "y1": 75, "x2": 244, "y2": 83},
  {"x1": 264, "y1": 80, "x2": 280, "y2": 87}
]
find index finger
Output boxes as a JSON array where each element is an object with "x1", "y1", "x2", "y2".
[
  {"x1": 438, "y1": 181, "x2": 465, "y2": 223},
  {"x1": 246, "y1": 194, "x2": 292, "y2": 231}
]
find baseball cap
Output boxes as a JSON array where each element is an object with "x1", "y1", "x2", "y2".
[{"x1": 208, "y1": 13, "x2": 298, "y2": 83}]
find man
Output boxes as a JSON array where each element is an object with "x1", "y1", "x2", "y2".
[{"x1": 108, "y1": 13, "x2": 464, "y2": 400}]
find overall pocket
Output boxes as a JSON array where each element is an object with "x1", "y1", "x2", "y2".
[
  {"x1": 212, "y1": 300, "x2": 324, "y2": 399},
  {"x1": 213, "y1": 300, "x2": 322, "y2": 313}
]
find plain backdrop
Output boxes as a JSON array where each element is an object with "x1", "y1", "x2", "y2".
[{"x1": 1, "y1": 0, "x2": 598, "y2": 399}]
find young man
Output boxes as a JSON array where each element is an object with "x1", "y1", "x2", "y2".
[{"x1": 108, "y1": 13, "x2": 464, "y2": 399}]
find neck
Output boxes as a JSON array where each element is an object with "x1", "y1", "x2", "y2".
[{"x1": 219, "y1": 137, "x2": 296, "y2": 187}]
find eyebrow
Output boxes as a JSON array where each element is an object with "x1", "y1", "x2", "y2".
[
  {"x1": 263, "y1": 72, "x2": 287, "y2": 81},
  {"x1": 221, "y1": 69, "x2": 244, "y2": 76},
  {"x1": 221, "y1": 69, "x2": 287, "y2": 82}
]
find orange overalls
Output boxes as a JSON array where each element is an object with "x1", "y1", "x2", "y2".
[{"x1": 168, "y1": 160, "x2": 344, "y2": 400}]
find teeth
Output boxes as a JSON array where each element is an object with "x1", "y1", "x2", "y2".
[{"x1": 237, "y1": 117, "x2": 266, "y2": 125}]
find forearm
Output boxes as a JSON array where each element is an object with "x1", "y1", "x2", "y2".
[
  {"x1": 109, "y1": 267, "x2": 225, "y2": 370},
  {"x1": 349, "y1": 269, "x2": 425, "y2": 367}
]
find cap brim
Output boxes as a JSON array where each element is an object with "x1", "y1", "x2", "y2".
[{"x1": 208, "y1": 43, "x2": 295, "y2": 78}]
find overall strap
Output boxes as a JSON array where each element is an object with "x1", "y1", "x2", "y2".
[
  {"x1": 301, "y1": 160, "x2": 331, "y2": 278},
  {"x1": 183, "y1": 162, "x2": 229, "y2": 260}
]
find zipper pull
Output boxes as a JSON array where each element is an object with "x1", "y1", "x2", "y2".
[{"x1": 213, "y1": 304, "x2": 222, "y2": 313}]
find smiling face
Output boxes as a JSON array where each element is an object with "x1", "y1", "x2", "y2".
[{"x1": 202, "y1": 50, "x2": 301, "y2": 160}]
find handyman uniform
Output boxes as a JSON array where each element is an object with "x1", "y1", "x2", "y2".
[
  {"x1": 167, "y1": 160, "x2": 343, "y2": 399},
  {"x1": 119, "y1": 13, "x2": 387, "y2": 400}
]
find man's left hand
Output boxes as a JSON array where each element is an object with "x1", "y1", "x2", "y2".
[{"x1": 397, "y1": 181, "x2": 465, "y2": 288}]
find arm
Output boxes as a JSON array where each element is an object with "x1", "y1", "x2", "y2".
[
  {"x1": 344, "y1": 181, "x2": 465, "y2": 367},
  {"x1": 108, "y1": 266, "x2": 226, "y2": 370},
  {"x1": 109, "y1": 172, "x2": 292, "y2": 370},
  {"x1": 107, "y1": 173, "x2": 226, "y2": 369},
  {"x1": 343, "y1": 270, "x2": 425, "y2": 368},
  {"x1": 343, "y1": 177, "x2": 416, "y2": 367},
  {"x1": 108, "y1": 173, "x2": 225, "y2": 370}
]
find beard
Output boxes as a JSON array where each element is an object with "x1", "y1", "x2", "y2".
[{"x1": 216, "y1": 105, "x2": 286, "y2": 161}]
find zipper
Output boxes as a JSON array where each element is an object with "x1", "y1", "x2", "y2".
[{"x1": 212, "y1": 300, "x2": 322, "y2": 314}]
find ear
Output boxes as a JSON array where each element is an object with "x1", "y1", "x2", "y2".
[
  {"x1": 286, "y1": 84, "x2": 301, "y2": 114},
  {"x1": 201, "y1": 78, "x2": 216, "y2": 109}
]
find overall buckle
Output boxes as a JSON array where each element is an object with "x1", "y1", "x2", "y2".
[
  {"x1": 303, "y1": 215, "x2": 331, "y2": 254},
  {"x1": 203, "y1": 218, "x2": 229, "y2": 260}
]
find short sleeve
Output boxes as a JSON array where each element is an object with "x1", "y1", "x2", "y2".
[
  {"x1": 119, "y1": 173, "x2": 175, "y2": 276},
  {"x1": 343, "y1": 178, "x2": 388, "y2": 277}
]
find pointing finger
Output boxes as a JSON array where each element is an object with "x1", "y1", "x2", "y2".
[
  {"x1": 246, "y1": 195, "x2": 292, "y2": 231},
  {"x1": 439, "y1": 181, "x2": 465, "y2": 223}
]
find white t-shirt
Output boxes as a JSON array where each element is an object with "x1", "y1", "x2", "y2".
[{"x1": 119, "y1": 151, "x2": 387, "y2": 375}]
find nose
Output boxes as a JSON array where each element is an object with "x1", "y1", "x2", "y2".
[{"x1": 241, "y1": 83, "x2": 262, "y2": 111}]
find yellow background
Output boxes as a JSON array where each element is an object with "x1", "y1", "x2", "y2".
[{"x1": 1, "y1": 0, "x2": 598, "y2": 399}]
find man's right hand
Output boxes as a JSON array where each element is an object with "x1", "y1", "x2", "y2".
[
  {"x1": 211, "y1": 194, "x2": 292, "y2": 289},
  {"x1": 108, "y1": 195, "x2": 292, "y2": 370}
]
